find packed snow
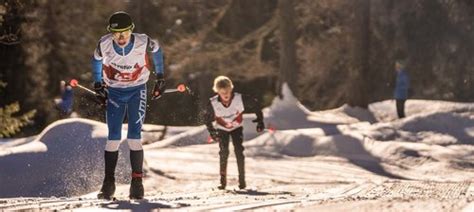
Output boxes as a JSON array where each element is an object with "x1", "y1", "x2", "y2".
[{"x1": 0, "y1": 84, "x2": 473, "y2": 211}]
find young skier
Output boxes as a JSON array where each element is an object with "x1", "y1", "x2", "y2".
[
  {"x1": 204, "y1": 76, "x2": 265, "y2": 190},
  {"x1": 91, "y1": 11, "x2": 165, "y2": 199}
]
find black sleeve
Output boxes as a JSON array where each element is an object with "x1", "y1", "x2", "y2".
[
  {"x1": 203, "y1": 100, "x2": 216, "y2": 131},
  {"x1": 242, "y1": 94, "x2": 263, "y2": 122}
]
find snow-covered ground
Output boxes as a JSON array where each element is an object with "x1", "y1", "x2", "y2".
[{"x1": 1, "y1": 84, "x2": 473, "y2": 211}]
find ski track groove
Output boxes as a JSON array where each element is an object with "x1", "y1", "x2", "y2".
[
  {"x1": 211, "y1": 181, "x2": 472, "y2": 211},
  {"x1": 0, "y1": 197, "x2": 182, "y2": 211},
  {"x1": 0, "y1": 197, "x2": 108, "y2": 211},
  {"x1": 0, "y1": 181, "x2": 472, "y2": 210},
  {"x1": 191, "y1": 183, "x2": 371, "y2": 211}
]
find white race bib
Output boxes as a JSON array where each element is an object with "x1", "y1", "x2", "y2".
[
  {"x1": 210, "y1": 93, "x2": 244, "y2": 131},
  {"x1": 98, "y1": 33, "x2": 157, "y2": 88}
]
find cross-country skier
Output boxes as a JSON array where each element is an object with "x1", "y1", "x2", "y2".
[
  {"x1": 91, "y1": 11, "x2": 165, "y2": 199},
  {"x1": 204, "y1": 76, "x2": 265, "y2": 190}
]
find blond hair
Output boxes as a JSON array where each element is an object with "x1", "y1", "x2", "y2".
[{"x1": 212, "y1": 76, "x2": 234, "y2": 92}]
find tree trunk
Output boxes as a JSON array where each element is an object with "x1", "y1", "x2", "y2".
[
  {"x1": 278, "y1": 0, "x2": 298, "y2": 97},
  {"x1": 347, "y1": 0, "x2": 371, "y2": 108}
]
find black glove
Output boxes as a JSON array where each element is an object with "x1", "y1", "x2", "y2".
[
  {"x1": 152, "y1": 78, "x2": 166, "y2": 100},
  {"x1": 209, "y1": 129, "x2": 220, "y2": 142},
  {"x1": 93, "y1": 82, "x2": 107, "y2": 106},
  {"x1": 252, "y1": 118, "x2": 265, "y2": 132}
]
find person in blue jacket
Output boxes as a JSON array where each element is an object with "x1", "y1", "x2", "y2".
[
  {"x1": 54, "y1": 80, "x2": 74, "y2": 116},
  {"x1": 91, "y1": 11, "x2": 165, "y2": 200},
  {"x1": 394, "y1": 59, "x2": 409, "y2": 118}
]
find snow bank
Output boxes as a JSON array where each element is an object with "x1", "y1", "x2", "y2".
[
  {"x1": 396, "y1": 112, "x2": 474, "y2": 145},
  {"x1": 0, "y1": 118, "x2": 133, "y2": 198},
  {"x1": 145, "y1": 126, "x2": 209, "y2": 149},
  {"x1": 244, "y1": 94, "x2": 474, "y2": 177},
  {"x1": 369, "y1": 99, "x2": 474, "y2": 122},
  {"x1": 308, "y1": 104, "x2": 377, "y2": 125},
  {"x1": 245, "y1": 129, "x2": 380, "y2": 158},
  {"x1": 264, "y1": 84, "x2": 377, "y2": 131},
  {"x1": 263, "y1": 84, "x2": 322, "y2": 130},
  {"x1": 244, "y1": 126, "x2": 474, "y2": 181}
]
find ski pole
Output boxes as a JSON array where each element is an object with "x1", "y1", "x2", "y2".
[
  {"x1": 262, "y1": 128, "x2": 276, "y2": 133},
  {"x1": 69, "y1": 79, "x2": 98, "y2": 96},
  {"x1": 164, "y1": 83, "x2": 188, "y2": 94},
  {"x1": 70, "y1": 79, "x2": 119, "y2": 107},
  {"x1": 71, "y1": 79, "x2": 191, "y2": 99},
  {"x1": 152, "y1": 83, "x2": 191, "y2": 100}
]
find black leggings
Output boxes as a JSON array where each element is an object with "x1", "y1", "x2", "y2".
[
  {"x1": 217, "y1": 127, "x2": 245, "y2": 185},
  {"x1": 396, "y1": 99, "x2": 406, "y2": 118}
]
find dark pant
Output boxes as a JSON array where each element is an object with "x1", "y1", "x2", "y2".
[
  {"x1": 396, "y1": 99, "x2": 406, "y2": 118},
  {"x1": 107, "y1": 84, "x2": 147, "y2": 140},
  {"x1": 217, "y1": 127, "x2": 245, "y2": 186}
]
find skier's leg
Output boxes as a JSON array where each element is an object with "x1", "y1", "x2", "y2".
[
  {"x1": 231, "y1": 127, "x2": 245, "y2": 189},
  {"x1": 128, "y1": 141, "x2": 144, "y2": 199},
  {"x1": 97, "y1": 151, "x2": 118, "y2": 199},
  {"x1": 218, "y1": 130, "x2": 230, "y2": 189},
  {"x1": 126, "y1": 86, "x2": 145, "y2": 175},
  {"x1": 104, "y1": 142, "x2": 120, "y2": 180},
  {"x1": 107, "y1": 95, "x2": 127, "y2": 142},
  {"x1": 126, "y1": 85, "x2": 146, "y2": 199},
  {"x1": 127, "y1": 85, "x2": 146, "y2": 142},
  {"x1": 98, "y1": 97, "x2": 126, "y2": 199}
]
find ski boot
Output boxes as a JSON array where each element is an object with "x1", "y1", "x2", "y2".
[
  {"x1": 238, "y1": 182, "x2": 246, "y2": 190},
  {"x1": 97, "y1": 179, "x2": 115, "y2": 200},
  {"x1": 217, "y1": 184, "x2": 226, "y2": 190},
  {"x1": 217, "y1": 173, "x2": 226, "y2": 190},
  {"x1": 98, "y1": 151, "x2": 118, "y2": 200},
  {"x1": 129, "y1": 173, "x2": 144, "y2": 199},
  {"x1": 238, "y1": 174, "x2": 246, "y2": 190}
]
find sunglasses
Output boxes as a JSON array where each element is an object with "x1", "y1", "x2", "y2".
[{"x1": 112, "y1": 30, "x2": 132, "y2": 39}]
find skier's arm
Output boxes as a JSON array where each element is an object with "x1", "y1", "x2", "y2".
[
  {"x1": 146, "y1": 37, "x2": 164, "y2": 78},
  {"x1": 243, "y1": 94, "x2": 265, "y2": 132},
  {"x1": 147, "y1": 37, "x2": 166, "y2": 99},
  {"x1": 92, "y1": 42, "x2": 103, "y2": 83},
  {"x1": 91, "y1": 41, "x2": 107, "y2": 105},
  {"x1": 242, "y1": 95, "x2": 263, "y2": 122},
  {"x1": 203, "y1": 100, "x2": 216, "y2": 131},
  {"x1": 203, "y1": 100, "x2": 221, "y2": 140}
]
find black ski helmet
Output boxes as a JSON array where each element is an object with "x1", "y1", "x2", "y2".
[{"x1": 107, "y1": 11, "x2": 135, "y2": 32}]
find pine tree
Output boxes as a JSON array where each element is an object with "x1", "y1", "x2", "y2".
[{"x1": 0, "y1": 81, "x2": 36, "y2": 138}]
